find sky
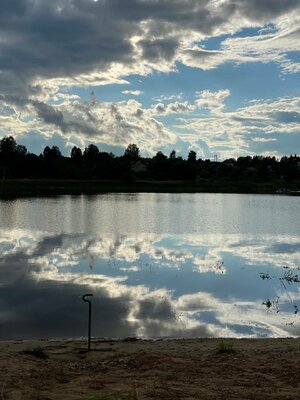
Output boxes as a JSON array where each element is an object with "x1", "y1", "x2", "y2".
[{"x1": 0, "y1": 0, "x2": 299, "y2": 160}]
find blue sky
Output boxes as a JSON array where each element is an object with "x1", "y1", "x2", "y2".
[{"x1": 0, "y1": 0, "x2": 299, "y2": 159}]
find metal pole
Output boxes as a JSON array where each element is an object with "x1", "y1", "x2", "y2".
[{"x1": 82, "y1": 293, "x2": 93, "y2": 351}]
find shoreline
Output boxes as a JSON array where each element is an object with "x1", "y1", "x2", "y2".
[
  {"x1": 1, "y1": 337, "x2": 299, "y2": 399},
  {"x1": 1, "y1": 335, "x2": 299, "y2": 342},
  {"x1": 1, "y1": 178, "x2": 300, "y2": 198}
]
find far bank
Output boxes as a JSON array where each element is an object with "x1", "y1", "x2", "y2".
[{"x1": 1, "y1": 178, "x2": 300, "y2": 198}]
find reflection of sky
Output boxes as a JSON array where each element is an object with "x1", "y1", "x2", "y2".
[
  {"x1": 0, "y1": 194, "x2": 299, "y2": 339},
  {"x1": 1, "y1": 229, "x2": 299, "y2": 340}
]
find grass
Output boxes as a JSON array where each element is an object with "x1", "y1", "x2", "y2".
[
  {"x1": 89, "y1": 395, "x2": 120, "y2": 400},
  {"x1": 19, "y1": 347, "x2": 48, "y2": 360},
  {"x1": 89, "y1": 388, "x2": 138, "y2": 400},
  {"x1": 217, "y1": 341, "x2": 236, "y2": 354}
]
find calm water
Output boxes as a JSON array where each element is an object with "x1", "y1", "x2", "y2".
[{"x1": 0, "y1": 193, "x2": 299, "y2": 339}]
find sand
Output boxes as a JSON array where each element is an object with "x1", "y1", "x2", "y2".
[{"x1": 0, "y1": 338, "x2": 300, "y2": 400}]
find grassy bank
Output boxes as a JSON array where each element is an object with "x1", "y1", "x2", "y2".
[{"x1": 1, "y1": 178, "x2": 300, "y2": 198}]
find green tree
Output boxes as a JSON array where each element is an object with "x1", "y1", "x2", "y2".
[
  {"x1": 70, "y1": 146, "x2": 82, "y2": 162},
  {"x1": 188, "y1": 150, "x2": 197, "y2": 163},
  {"x1": 124, "y1": 143, "x2": 140, "y2": 160},
  {"x1": 43, "y1": 146, "x2": 62, "y2": 159},
  {"x1": 0, "y1": 137, "x2": 27, "y2": 178},
  {"x1": 0, "y1": 136, "x2": 17, "y2": 157},
  {"x1": 169, "y1": 150, "x2": 176, "y2": 159},
  {"x1": 83, "y1": 144, "x2": 99, "y2": 158},
  {"x1": 153, "y1": 151, "x2": 167, "y2": 161}
]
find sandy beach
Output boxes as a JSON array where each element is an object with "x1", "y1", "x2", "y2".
[{"x1": 1, "y1": 338, "x2": 300, "y2": 399}]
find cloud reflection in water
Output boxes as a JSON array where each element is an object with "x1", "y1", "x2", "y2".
[{"x1": 0, "y1": 230, "x2": 299, "y2": 339}]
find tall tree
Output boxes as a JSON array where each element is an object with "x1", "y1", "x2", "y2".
[
  {"x1": 124, "y1": 144, "x2": 140, "y2": 160},
  {"x1": 83, "y1": 144, "x2": 99, "y2": 159},
  {"x1": 43, "y1": 146, "x2": 62, "y2": 160},
  {"x1": 169, "y1": 150, "x2": 176, "y2": 159},
  {"x1": 0, "y1": 136, "x2": 17, "y2": 158},
  {"x1": 188, "y1": 150, "x2": 197, "y2": 163},
  {"x1": 153, "y1": 151, "x2": 167, "y2": 161},
  {"x1": 70, "y1": 146, "x2": 82, "y2": 162}
]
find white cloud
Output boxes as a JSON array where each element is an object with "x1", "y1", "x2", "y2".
[
  {"x1": 150, "y1": 101, "x2": 196, "y2": 115},
  {"x1": 195, "y1": 89, "x2": 230, "y2": 112},
  {"x1": 174, "y1": 94, "x2": 300, "y2": 158},
  {"x1": 1, "y1": 86, "x2": 299, "y2": 159},
  {"x1": 179, "y1": 14, "x2": 300, "y2": 73},
  {"x1": 0, "y1": 95, "x2": 179, "y2": 156},
  {"x1": 122, "y1": 90, "x2": 144, "y2": 96},
  {"x1": 153, "y1": 93, "x2": 184, "y2": 102}
]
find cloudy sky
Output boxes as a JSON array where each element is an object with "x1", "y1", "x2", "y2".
[{"x1": 0, "y1": 0, "x2": 299, "y2": 159}]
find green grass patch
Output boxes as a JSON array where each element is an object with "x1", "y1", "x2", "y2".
[{"x1": 217, "y1": 341, "x2": 236, "y2": 354}]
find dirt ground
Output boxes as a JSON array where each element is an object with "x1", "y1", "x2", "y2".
[{"x1": 0, "y1": 338, "x2": 300, "y2": 400}]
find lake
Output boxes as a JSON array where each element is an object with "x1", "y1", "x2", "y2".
[{"x1": 0, "y1": 193, "x2": 299, "y2": 339}]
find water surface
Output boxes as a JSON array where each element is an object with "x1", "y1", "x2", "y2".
[{"x1": 0, "y1": 193, "x2": 299, "y2": 339}]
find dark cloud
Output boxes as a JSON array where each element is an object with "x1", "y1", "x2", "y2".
[
  {"x1": 0, "y1": 233, "x2": 213, "y2": 339},
  {"x1": 154, "y1": 104, "x2": 165, "y2": 113},
  {"x1": 0, "y1": 0, "x2": 299, "y2": 156},
  {"x1": 0, "y1": 0, "x2": 298, "y2": 102},
  {"x1": 231, "y1": 0, "x2": 300, "y2": 21},
  {"x1": 139, "y1": 38, "x2": 179, "y2": 62},
  {"x1": 33, "y1": 101, "x2": 65, "y2": 127},
  {"x1": 32, "y1": 101, "x2": 100, "y2": 136},
  {"x1": 135, "y1": 108, "x2": 144, "y2": 118},
  {"x1": 137, "y1": 319, "x2": 214, "y2": 338},
  {"x1": 0, "y1": 236, "x2": 134, "y2": 339},
  {"x1": 135, "y1": 298, "x2": 175, "y2": 321},
  {"x1": 0, "y1": 0, "x2": 27, "y2": 19},
  {"x1": 0, "y1": 0, "x2": 136, "y2": 100},
  {"x1": 0, "y1": 276, "x2": 135, "y2": 340}
]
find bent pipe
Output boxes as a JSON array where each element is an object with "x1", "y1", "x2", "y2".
[{"x1": 82, "y1": 293, "x2": 93, "y2": 351}]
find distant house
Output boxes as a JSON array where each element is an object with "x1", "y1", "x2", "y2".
[
  {"x1": 131, "y1": 160, "x2": 148, "y2": 173},
  {"x1": 223, "y1": 160, "x2": 235, "y2": 168},
  {"x1": 276, "y1": 187, "x2": 290, "y2": 194},
  {"x1": 246, "y1": 167, "x2": 257, "y2": 174}
]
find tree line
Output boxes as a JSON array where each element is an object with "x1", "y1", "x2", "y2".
[{"x1": 0, "y1": 136, "x2": 299, "y2": 182}]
